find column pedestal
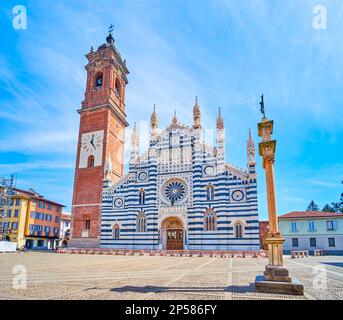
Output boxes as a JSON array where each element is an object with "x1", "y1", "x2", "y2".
[{"x1": 255, "y1": 237, "x2": 304, "y2": 295}]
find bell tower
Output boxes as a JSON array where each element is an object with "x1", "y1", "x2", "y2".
[{"x1": 70, "y1": 28, "x2": 129, "y2": 248}]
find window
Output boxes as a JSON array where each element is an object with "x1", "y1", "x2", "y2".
[
  {"x1": 15, "y1": 199, "x2": 20, "y2": 206},
  {"x1": 113, "y1": 224, "x2": 120, "y2": 239},
  {"x1": 328, "y1": 238, "x2": 336, "y2": 247},
  {"x1": 290, "y1": 222, "x2": 298, "y2": 232},
  {"x1": 37, "y1": 240, "x2": 45, "y2": 247},
  {"x1": 11, "y1": 222, "x2": 18, "y2": 230},
  {"x1": 55, "y1": 216, "x2": 59, "y2": 223},
  {"x1": 95, "y1": 74, "x2": 103, "y2": 88},
  {"x1": 53, "y1": 227, "x2": 59, "y2": 235},
  {"x1": 310, "y1": 238, "x2": 317, "y2": 247},
  {"x1": 308, "y1": 221, "x2": 316, "y2": 232},
  {"x1": 206, "y1": 184, "x2": 215, "y2": 201},
  {"x1": 115, "y1": 79, "x2": 121, "y2": 97},
  {"x1": 85, "y1": 220, "x2": 91, "y2": 230},
  {"x1": 38, "y1": 201, "x2": 45, "y2": 209},
  {"x1": 327, "y1": 221, "x2": 336, "y2": 231},
  {"x1": 87, "y1": 155, "x2": 95, "y2": 168},
  {"x1": 7, "y1": 209, "x2": 11, "y2": 218},
  {"x1": 48, "y1": 204, "x2": 52, "y2": 210},
  {"x1": 139, "y1": 189, "x2": 146, "y2": 205},
  {"x1": 292, "y1": 238, "x2": 299, "y2": 247},
  {"x1": 45, "y1": 226, "x2": 51, "y2": 234},
  {"x1": 235, "y1": 222, "x2": 244, "y2": 238},
  {"x1": 204, "y1": 210, "x2": 217, "y2": 232},
  {"x1": 136, "y1": 212, "x2": 147, "y2": 233},
  {"x1": 14, "y1": 209, "x2": 19, "y2": 218}
]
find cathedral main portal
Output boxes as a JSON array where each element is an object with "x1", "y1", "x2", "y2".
[{"x1": 161, "y1": 217, "x2": 184, "y2": 251}]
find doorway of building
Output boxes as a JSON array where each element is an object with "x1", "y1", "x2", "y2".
[
  {"x1": 25, "y1": 239, "x2": 34, "y2": 249},
  {"x1": 161, "y1": 217, "x2": 184, "y2": 251}
]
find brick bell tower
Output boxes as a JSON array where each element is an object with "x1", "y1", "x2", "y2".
[{"x1": 70, "y1": 29, "x2": 129, "y2": 248}]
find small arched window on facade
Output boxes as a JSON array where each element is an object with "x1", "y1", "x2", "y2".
[
  {"x1": 137, "y1": 212, "x2": 147, "y2": 233},
  {"x1": 235, "y1": 222, "x2": 244, "y2": 238},
  {"x1": 206, "y1": 184, "x2": 215, "y2": 201},
  {"x1": 115, "y1": 79, "x2": 121, "y2": 97},
  {"x1": 95, "y1": 73, "x2": 103, "y2": 88},
  {"x1": 139, "y1": 189, "x2": 146, "y2": 205},
  {"x1": 204, "y1": 210, "x2": 217, "y2": 232},
  {"x1": 87, "y1": 155, "x2": 95, "y2": 168},
  {"x1": 113, "y1": 224, "x2": 120, "y2": 239}
]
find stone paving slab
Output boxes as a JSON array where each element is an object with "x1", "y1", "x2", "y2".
[{"x1": 0, "y1": 252, "x2": 343, "y2": 300}]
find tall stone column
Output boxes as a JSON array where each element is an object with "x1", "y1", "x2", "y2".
[{"x1": 255, "y1": 109, "x2": 304, "y2": 295}]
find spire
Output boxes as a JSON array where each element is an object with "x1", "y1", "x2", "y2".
[
  {"x1": 150, "y1": 104, "x2": 158, "y2": 130},
  {"x1": 193, "y1": 96, "x2": 202, "y2": 129},
  {"x1": 216, "y1": 108, "x2": 224, "y2": 130},
  {"x1": 130, "y1": 122, "x2": 139, "y2": 163},
  {"x1": 247, "y1": 129, "x2": 256, "y2": 164},
  {"x1": 172, "y1": 110, "x2": 178, "y2": 125}
]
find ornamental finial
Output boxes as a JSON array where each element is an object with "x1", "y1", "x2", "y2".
[
  {"x1": 216, "y1": 107, "x2": 224, "y2": 130},
  {"x1": 150, "y1": 104, "x2": 158, "y2": 129},
  {"x1": 106, "y1": 24, "x2": 115, "y2": 45},
  {"x1": 260, "y1": 94, "x2": 266, "y2": 119}
]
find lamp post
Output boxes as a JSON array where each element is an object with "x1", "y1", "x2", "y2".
[{"x1": 255, "y1": 96, "x2": 304, "y2": 295}]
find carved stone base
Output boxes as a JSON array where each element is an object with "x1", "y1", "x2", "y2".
[
  {"x1": 264, "y1": 264, "x2": 292, "y2": 283},
  {"x1": 255, "y1": 275, "x2": 304, "y2": 296}
]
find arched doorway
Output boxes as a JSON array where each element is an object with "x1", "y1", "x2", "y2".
[{"x1": 161, "y1": 217, "x2": 184, "y2": 251}]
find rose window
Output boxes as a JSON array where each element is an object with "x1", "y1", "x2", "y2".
[{"x1": 163, "y1": 179, "x2": 187, "y2": 205}]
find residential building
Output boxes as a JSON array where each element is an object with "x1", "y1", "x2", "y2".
[
  {"x1": 279, "y1": 211, "x2": 343, "y2": 255},
  {"x1": 1, "y1": 188, "x2": 65, "y2": 250},
  {"x1": 59, "y1": 213, "x2": 71, "y2": 247}
]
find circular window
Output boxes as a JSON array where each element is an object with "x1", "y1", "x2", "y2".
[
  {"x1": 138, "y1": 172, "x2": 148, "y2": 181},
  {"x1": 204, "y1": 166, "x2": 214, "y2": 176},
  {"x1": 162, "y1": 179, "x2": 187, "y2": 205},
  {"x1": 232, "y1": 190, "x2": 244, "y2": 202},
  {"x1": 114, "y1": 198, "x2": 124, "y2": 208}
]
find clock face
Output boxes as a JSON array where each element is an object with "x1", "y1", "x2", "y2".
[
  {"x1": 232, "y1": 190, "x2": 245, "y2": 202},
  {"x1": 79, "y1": 130, "x2": 104, "y2": 169}
]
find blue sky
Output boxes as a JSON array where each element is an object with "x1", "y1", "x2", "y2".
[{"x1": 0, "y1": 0, "x2": 342, "y2": 220}]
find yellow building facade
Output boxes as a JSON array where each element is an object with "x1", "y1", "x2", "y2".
[{"x1": 0, "y1": 189, "x2": 64, "y2": 250}]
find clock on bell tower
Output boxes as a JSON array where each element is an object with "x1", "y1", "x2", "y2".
[{"x1": 70, "y1": 29, "x2": 129, "y2": 248}]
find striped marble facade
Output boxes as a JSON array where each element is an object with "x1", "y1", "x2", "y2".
[{"x1": 101, "y1": 103, "x2": 260, "y2": 251}]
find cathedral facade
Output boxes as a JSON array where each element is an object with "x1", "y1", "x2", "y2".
[
  {"x1": 71, "y1": 31, "x2": 259, "y2": 251},
  {"x1": 101, "y1": 103, "x2": 260, "y2": 251}
]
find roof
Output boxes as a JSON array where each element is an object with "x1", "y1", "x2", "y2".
[
  {"x1": 61, "y1": 213, "x2": 72, "y2": 221},
  {"x1": 279, "y1": 211, "x2": 343, "y2": 220},
  {"x1": 13, "y1": 188, "x2": 65, "y2": 208}
]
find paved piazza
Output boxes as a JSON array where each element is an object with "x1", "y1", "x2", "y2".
[{"x1": 0, "y1": 252, "x2": 343, "y2": 300}]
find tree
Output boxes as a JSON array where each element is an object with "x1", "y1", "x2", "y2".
[
  {"x1": 306, "y1": 201, "x2": 319, "y2": 212},
  {"x1": 322, "y1": 204, "x2": 335, "y2": 212}
]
